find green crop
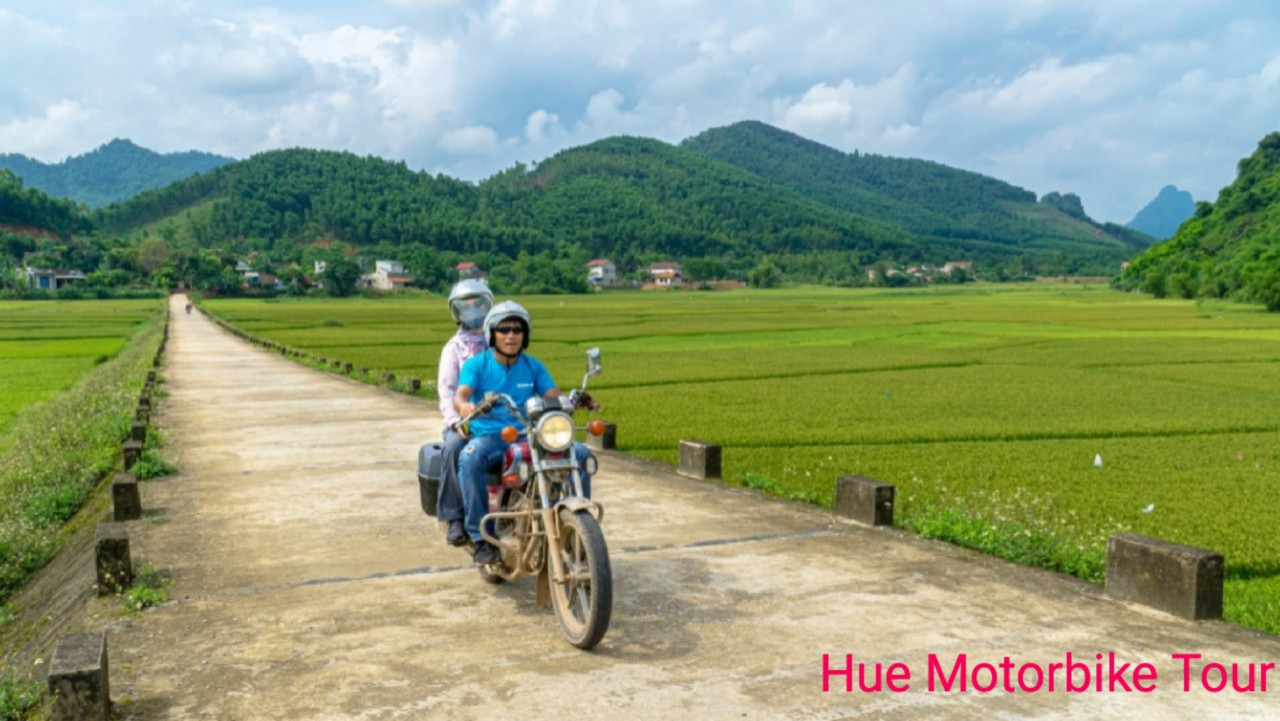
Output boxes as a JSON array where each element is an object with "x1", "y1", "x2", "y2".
[{"x1": 202, "y1": 284, "x2": 1280, "y2": 634}]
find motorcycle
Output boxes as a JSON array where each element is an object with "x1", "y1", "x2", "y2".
[{"x1": 418, "y1": 348, "x2": 612, "y2": 649}]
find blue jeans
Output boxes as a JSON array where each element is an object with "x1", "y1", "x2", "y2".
[
  {"x1": 458, "y1": 435, "x2": 594, "y2": 543},
  {"x1": 435, "y1": 427, "x2": 467, "y2": 523}
]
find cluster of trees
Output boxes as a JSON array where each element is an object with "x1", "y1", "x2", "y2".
[
  {"x1": 0, "y1": 169, "x2": 90, "y2": 238},
  {"x1": 1116, "y1": 133, "x2": 1280, "y2": 310},
  {"x1": 3, "y1": 121, "x2": 1180, "y2": 298}
]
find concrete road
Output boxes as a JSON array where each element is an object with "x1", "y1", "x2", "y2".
[{"x1": 108, "y1": 294, "x2": 1279, "y2": 720}]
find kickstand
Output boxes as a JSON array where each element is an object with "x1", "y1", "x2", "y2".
[{"x1": 535, "y1": 564, "x2": 551, "y2": 607}]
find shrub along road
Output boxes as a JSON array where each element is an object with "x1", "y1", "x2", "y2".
[{"x1": 106, "y1": 294, "x2": 1278, "y2": 719}]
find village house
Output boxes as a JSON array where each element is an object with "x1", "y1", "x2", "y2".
[
  {"x1": 648, "y1": 261, "x2": 683, "y2": 288},
  {"x1": 241, "y1": 270, "x2": 284, "y2": 292},
  {"x1": 456, "y1": 261, "x2": 481, "y2": 279},
  {"x1": 587, "y1": 259, "x2": 617, "y2": 287},
  {"x1": 24, "y1": 266, "x2": 86, "y2": 290},
  {"x1": 359, "y1": 260, "x2": 415, "y2": 291},
  {"x1": 868, "y1": 266, "x2": 905, "y2": 282},
  {"x1": 234, "y1": 259, "x2": 286, "y2": 292}
]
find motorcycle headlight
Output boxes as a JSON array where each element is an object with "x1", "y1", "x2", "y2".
[{"x1": 535, "y1": 412, "x2": 575, "y2": 452}]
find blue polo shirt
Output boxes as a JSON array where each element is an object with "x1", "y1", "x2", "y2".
[{"x1": 458, "y1": 350, "x2": 557, "y2": 437}]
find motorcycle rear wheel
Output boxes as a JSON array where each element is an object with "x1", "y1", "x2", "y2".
[{"x1": 550, "y1": 509, "x2": 612, "y2": 650}]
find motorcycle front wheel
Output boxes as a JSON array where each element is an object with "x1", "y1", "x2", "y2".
[{"x1": 550, "y1": 508, "x2": 612, "y2": 650}]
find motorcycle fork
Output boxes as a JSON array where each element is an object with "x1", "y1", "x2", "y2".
[
  {"x1": 536, "y1": 467, "x2": 570, "y2": 583},
  {"x1": 535, "y1": 503, "x2": 558, "y2": 607}
]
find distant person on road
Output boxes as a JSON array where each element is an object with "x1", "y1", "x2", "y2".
[
  {"x1": 435, "y1": 279, "x2": 493, "y2": 546},
  {"x1": 453, "y1": 300, "x2": 596, "y2": 565}
]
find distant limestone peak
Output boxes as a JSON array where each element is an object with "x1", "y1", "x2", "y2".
[{"x1": 1127, "y1": 185, "x2": 1195, "y2": 240}]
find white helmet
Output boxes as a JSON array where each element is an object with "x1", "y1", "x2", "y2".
[
  {"x1": 484, "y1": 300, "x2": 531, "y2": 352},
  {"x1": 447, "y1": 279, "x2": 493, "y2": 329}
]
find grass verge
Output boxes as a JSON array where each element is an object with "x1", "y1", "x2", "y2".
[
  {"x1": 0, "y1": 311, "x2": 166, "y2": 605},
  {"x1": 0, "y1": 677, "x2": 42, "y2": 721}
]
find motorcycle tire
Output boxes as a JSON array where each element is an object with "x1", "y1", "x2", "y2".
[{"x1": 550, "y1": 508, "x2": 612, "y2": 650}]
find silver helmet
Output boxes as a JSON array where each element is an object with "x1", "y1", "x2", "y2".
[
  {"x1": 447, "y1": 279, "x2": 493, "y2": 329},
  {"x1": 483, "y1": 300, "x2": 531, "y2": 351}
]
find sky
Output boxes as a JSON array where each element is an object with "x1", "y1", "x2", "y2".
[{"x1": 2, "y1": 1, "x2": 1278, "y2": 224}]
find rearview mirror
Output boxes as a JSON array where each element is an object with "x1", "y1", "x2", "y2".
[{"x1": 586, "y1": 347, "x2": 602, "y2": 377}]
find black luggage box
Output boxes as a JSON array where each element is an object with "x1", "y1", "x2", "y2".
[{"x1": 417, "y1": 442, "x2": 443, "y2": 516}]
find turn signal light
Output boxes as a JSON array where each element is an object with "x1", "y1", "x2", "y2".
[
  {"x1": 501, "y1": 426, "x2": 519, "y2": 443},
  {"x1": 588, "y1": 419, "x2": 606, "y2": 437}
]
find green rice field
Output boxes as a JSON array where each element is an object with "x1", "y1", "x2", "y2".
[
  {"x1": 0, "y1": 300, "x2": 163, "y2": 446},
  {"x1": 201, "y1": 284, "x2": 1280, "y2": 633}
]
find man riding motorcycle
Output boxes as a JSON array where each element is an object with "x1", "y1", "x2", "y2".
[{"x1": 454, "y1": 301, "x2": 595, "y2": 565}]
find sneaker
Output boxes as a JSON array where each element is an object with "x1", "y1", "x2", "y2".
[
  {"x1": 445, "y1": 520, "x2": 466, "y2": 546},
  {"x1": 473, "y1": 540, "x2": 497, "y2": 565}
]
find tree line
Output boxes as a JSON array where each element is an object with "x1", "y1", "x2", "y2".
[{"x1": 3, "y1": 124, "x2": 1170, "y2": 297}]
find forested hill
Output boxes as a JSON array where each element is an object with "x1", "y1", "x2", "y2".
[
  {"x1": 7, "y1": 121, "x2": 1172, "y2": 294},
  {"x1": 0, "y1": 169, "x2": 90, "y2": 239},
  {"x1": 0, "y1": 139, "x2": 233, "y2": 208},
  {"x1": 481, "y1": 136, "x2": 913, "y2": 267},
  {"x1": 93, "y1": 137, "x2": 917, "y2": 284},
  {"x1": 681, "y1": 121, "x2": 1152, "y2": 264},
  {"x1": 95, "y1": 126, "x2": 1142, "y2": 279},
  {"x1": 1117, "y1": 132, "x2": 1280, "y2": 310}
]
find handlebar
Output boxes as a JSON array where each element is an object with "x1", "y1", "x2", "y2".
[
  {"x1": 459, "y1": 389, "x2": 601, "y2": 427},
  {"x1": 460, "y1": 392, "x2": 514, "y2": 425}
]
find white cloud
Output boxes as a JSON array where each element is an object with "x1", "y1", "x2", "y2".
[
  {"x1": 296, "y1": 25, "x2": 462, "y2": 130},
  {"x1": 524, "y1": 110, "x2": 563, "y2": 144},
  {"x1": 988, "y1": 58, "x2": 1114, "y2": 116},
  {"x1": 158, "y1": 20, "x2": 312, "y2": 97},
  {"x1": 3, "y1": 1, "x2": 1280, "y2": 223},
  {"x1": 439, "y1": 125, "x2": 500, "y2": 156},
  {"x1": 0, "y1": 100, "x2": 92, "y2": 162},
  {"x1": 729, "y1": 25, "x2": 772, "y2": 57},
  {"x1": 1260, "y1": 56, "x2": 1280, "y2": 87},
  {"x1": 779, "y1": 64, "x2": 920, "y2": 149},
  {"x1": 584, "y1": 88, "x2": 626, "y2": 124}
]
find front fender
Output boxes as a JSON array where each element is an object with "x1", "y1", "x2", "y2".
[{"x1": 555, "y1": 496, "x2": 604, "y2": 523}]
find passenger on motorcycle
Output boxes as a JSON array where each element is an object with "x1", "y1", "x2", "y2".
[
  {"x1": 454, "y1": 301, "x2": 595, "y2": 565},
  {"x1": 435, "y1": 279, "x2": 493, "y2": 546}
]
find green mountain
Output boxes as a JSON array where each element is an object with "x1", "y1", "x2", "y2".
[
  {"x1": 1126, "y1": 185, "x2": 1196, "y2": 240},
  {"x1": 91, "y1": 137, "x2": 918, "y2": 286},
  {"x1": 1117, "y1": 132, "x2": 1280, "y2": 310},
  {"x1": 680, "y1": 121, "x2": 1152, "y2": 272},
  {"x1": 9, "y1": 121, "x2": 1173, "y2": 294},
  {"x1": 0, "y1": 139, "x2": 234, "y2": 208},
  {"x1": 98, "y1": 124, "x2": 1143, "y2": 278},
  {"x1": 482, "y1": 135, "x2": 914, "y2": 263}
]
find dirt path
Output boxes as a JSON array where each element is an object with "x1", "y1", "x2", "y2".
[{"x1": 105, "y1": 295, "x2": 1278, "y2": 720}]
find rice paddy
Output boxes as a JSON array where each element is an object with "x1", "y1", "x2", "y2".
[{"x1": 200, "y1": 284, "x2": 1280, "y2": 633}]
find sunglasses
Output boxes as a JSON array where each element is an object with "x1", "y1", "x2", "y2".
[{"x1": 494, "y1": 325, "x2": 525, "y2": 335}]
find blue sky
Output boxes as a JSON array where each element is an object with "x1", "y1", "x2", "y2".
[{"x1": 2, "y1": 0, "x2": 1277, "y2": 223}]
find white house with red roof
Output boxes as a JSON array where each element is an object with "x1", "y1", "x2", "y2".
[{"x1": 587, "y1": 259, "x2": 617, "y2": 287}]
